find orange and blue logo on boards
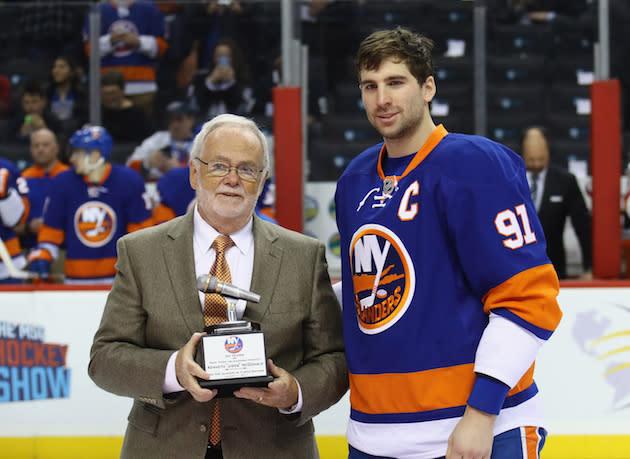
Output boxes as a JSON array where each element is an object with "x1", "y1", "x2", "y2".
[
  {"x1": 224, "y1": 336, "x2": 243, "y2": 354},
  {"x1": 350, "y1": 224, "x2": 415, "y2": 335},
  {"x1": 73, "y1": 201, "x2": 117, "y2": 248}
]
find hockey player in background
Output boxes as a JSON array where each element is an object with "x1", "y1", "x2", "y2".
[
  {"x1": 16, "y1": 128, "x2": 70, "y2": 250},
  {"x1": 335, "y1": 28, "x2": 562, "y2": 459},
  {"x1": 0, "y1": 157, "x2": 28, "y2": 284},
  {"x1": 28, "y1": 126, "x2": 153, "y2": 284},
  {"x1": 126, "y1": 100, "x2": 198, "y2": 182}
]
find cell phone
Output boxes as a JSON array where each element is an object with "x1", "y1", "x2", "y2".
[
  {"x1": 217, "y1": 55, "x2": 231, "y2": 67},
  {"x1": 24, "y1": 115, "x2": 33, "y2": 124}
]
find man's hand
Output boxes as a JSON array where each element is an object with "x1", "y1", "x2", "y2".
[
  {"x1": 111, "y1": 29, "x2": 140, "y2": 49},
  {"x1": 175, "y1": 332, "x2": 218, "y2": 402},
  {"x1": 207, "y1": 65, "x2": 235, "y2": 85},
  {"x1": 233, "y1": 359, "x2": 298, "y2": 410},
  {"x1": 446, "y1": 405, "x2": 496, "y2": 459},
  {"x1": 148, "y1": 150, "x2": 179, "y2": 173}
]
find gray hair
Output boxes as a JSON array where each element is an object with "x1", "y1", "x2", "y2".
[{"x1": 190, "y1": 114, "x2": 270, "y2": 173}]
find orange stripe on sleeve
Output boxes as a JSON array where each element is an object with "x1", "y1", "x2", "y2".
[
  {"x1": 19, "y1": 197, "x2": 30, "y2": 226},
  {"x1": 156, "y1": 37, "x2": 168, "y2": 56},
  {"x1": 127, "y1": 159, "x2": 143, "y2": 174},
  {"x1": 349, "y1": 363, "x2": 475, "y2": 414},
  {"x1": 127, "y1": 217, "x2": 154, "y2": 233},
  {"x1": 152, "y1": 204, "x2": 176, "y2": 225},
  {"x1": 482, "y1": 264, "x2": 562, "y2": 333},
  {"x1": 38, "y1": 225, "x2": 65, "y2": 245},
  {"x1": 4, "y1": 237, "x2": 22, "y2": 258},
  {"x1": 507, "y1": 363, "x2": 535, "y2": 397},
  {"x1": 65, "y1": 257, "x2": 117, "y2": 279}
]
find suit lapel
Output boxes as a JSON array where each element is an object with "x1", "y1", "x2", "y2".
[
  {"x1": 163, "y1": 211, "x2": 205, "y2": 334},
  {"x1": 245, "y1": 216, "x2": 283, "y2": 323}
]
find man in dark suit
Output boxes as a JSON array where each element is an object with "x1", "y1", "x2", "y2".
[
  {"x1": 521, "y1": 126, "x2": 592, "y2": 279},
  {"x1": 89, "y1": 114, "x2": 348, "y2": 458}
]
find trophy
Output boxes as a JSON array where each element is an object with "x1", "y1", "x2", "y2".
[{"x1": 196, "y1": 275, "x2": 274, "y2": 396}]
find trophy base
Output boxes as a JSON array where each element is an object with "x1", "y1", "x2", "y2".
[{"x1": 198, "y1": 375, "x2": 274, "y2": 397}]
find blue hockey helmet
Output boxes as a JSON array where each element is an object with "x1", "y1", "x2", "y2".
[{"x1": 70, "y1": 126, "x2": 113, "y2": 159}]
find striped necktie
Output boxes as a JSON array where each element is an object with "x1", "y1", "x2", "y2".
[{"x1": 204, "y1": 234, "x2": 234, "y2": 446}]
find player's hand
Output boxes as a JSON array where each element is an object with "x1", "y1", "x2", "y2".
[
  {"x1": 233, "y1": 359, "x2": 299, "y2": 410},
  {"x1": 28, "y1": 259, "x2": 52, "y2": 283},
  {"x1": 175, "y1": 332, "x2": 218, "y2": 402},
  {"x1": 446, "y1": 405, "x2": 496, "y2": 459},
  {"x1": 148, "y1": 150, "x2": 179, "y2": 173}
]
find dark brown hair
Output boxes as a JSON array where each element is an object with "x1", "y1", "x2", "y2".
[
  {"x1": 355, "y1": 27, "x2": 434, "y2": 86},
  {"x1": 100, "y1": 69, "x2": 125, "y2": 90}
]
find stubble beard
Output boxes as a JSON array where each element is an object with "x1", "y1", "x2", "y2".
[{"x1": 372, "y1": 107, "x2": 423, "y2": 143}]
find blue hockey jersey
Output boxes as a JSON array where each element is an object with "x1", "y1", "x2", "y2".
[
  {"x1": 335, "y1": 125, "x2": 562, "y2": 457},
  {"x1": 35, "y1": 164, "x2": 153, "y2": 282},
  {"x1": 20, "y1": 161, "x2": 70, "y2": 249},
  {"x1": 83, "y1": 1, "x2": 167, "y2": 87}
]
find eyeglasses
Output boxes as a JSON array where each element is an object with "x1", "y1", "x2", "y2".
[{"x1": 195, "y1": 158, "x2": 263, "y2": 182}]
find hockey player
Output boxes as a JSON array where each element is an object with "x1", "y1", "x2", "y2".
[
  {"x1": 17, "y1": 128, "x2": 70, "y2": 249},
  {"x1": 28, "y1": 126, "x2": 153, "y2": 284},
  {"x1": 0, "y1": 157, "x2": 28, "y2": 283},
  {"x1": 335, "y1": 28, "x2": 562, "y2": 459}
]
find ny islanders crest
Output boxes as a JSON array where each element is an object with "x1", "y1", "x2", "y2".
[
  {"x1": 74, "y1": 201, "x2": 117, "y2": 248},
  {"x1": 349, "y1": 224, "x2": 415, "y2": 334}
]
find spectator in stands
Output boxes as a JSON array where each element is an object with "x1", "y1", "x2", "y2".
[
  {"x1": 521, "y1": 126, "x2": 592, "y2": 279},
  {"x1": 9, "y1": 80, "x2": 62, "y2": 143},
  {"x1": 83, "y1": 0, "x2": 168, "y2": 117},
  {"x1": 46, "y1": 55, "x2": 88, "y2": 138},
  {"x1": 15, "y1": 128, "x2": 69, "y2": 250},
  {"x1": 192, "y1": 38, "x2": 254, "y2": 119},
  {"x1": 176, "y1": 1, "x2": 249, "y2": 75},
  {"x1": 126, "y1": 100, "x2": 197, "y2": 181},
  {"x1": 101, "y1": 69, "x2": 153, "y2": 144},
  {"x1": 27, "y1": 126, "x2": 153, "y2": 284}
]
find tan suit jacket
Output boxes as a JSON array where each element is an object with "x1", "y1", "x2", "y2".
[{"x1": 89, "y1": 211, "x2": 348, "y2": 458}]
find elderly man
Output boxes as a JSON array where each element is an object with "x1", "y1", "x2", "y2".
[{"x1": 89, "y1": 114, "x2": 347, "y2": 458}]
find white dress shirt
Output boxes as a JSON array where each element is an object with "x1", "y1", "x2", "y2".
[{"x1": 192, "y1": 205, "x2": 255, "y2": 316}]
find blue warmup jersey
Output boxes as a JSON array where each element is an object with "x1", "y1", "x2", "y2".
[
  {"x1": 335, "y1": 125, "x2": 561, "y2": 457},
  {"x1": 36, "y1": 164, "x2": 153, "y2": 282}
]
